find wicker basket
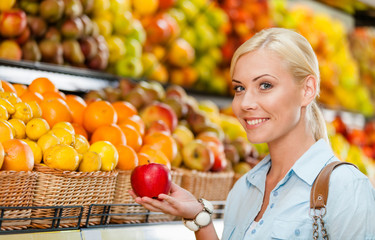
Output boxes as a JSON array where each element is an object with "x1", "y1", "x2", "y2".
[
  {"x1": 0, "y1": 171, "x2": 37, "y2": 231},
  {"x1": 110, "y1": 168, "x2": 183, "y2": 224},
  {"x1": 31, "y1": 164, "x2": 117, "y2": 228},
  {"x1": 178, "y1": 168, "x2": 234, "y2": 201}
]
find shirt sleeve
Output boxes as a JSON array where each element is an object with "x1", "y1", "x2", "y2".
[{"x1": 326, "y1": 166, "x2": 375, "y2": 240}]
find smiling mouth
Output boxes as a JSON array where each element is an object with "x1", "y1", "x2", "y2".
[{"x1": 246, "y1": 118, "x2": 269, "y2": 126}]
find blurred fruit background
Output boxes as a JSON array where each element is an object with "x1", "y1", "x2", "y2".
[{"x1": 0, "y1": 0, "x2": 374, "y2": 185}]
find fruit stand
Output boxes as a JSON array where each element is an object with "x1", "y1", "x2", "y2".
[{"x1": 0, "y1": 0, "x2": 375, "y2": 239}]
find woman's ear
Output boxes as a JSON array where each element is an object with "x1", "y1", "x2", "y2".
[{"x1": 301, "y1": 75, "x2": 317, "y2": 107}]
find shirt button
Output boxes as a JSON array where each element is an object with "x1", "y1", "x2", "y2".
[
  {"x1": 273, "y1": 191, "x2": 278, "y2": 197},
  {"x1": 259, "y1": 220, "x2": 264, "y2": 225},
  {"x1": 295, "y1": 229, "x2": 300, "y2": 236},
  {"x1": 270, "y1": 203, "x2": 274, "y2": 209},
  {"x1": 251, "y1": 229, "x2": 256, "y2": 234}
]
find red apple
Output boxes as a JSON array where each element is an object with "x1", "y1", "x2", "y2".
[
  {"x1": 146, "y1": 120, "x2": 171, "y2": 135},
  {"x1": 131, "y1": 163, "x2": 172, "y2": 198},
  {"x1": 0, "y1": 9, "x2": 27, "y2": 38},
  {"x1": 182, "y1": 139, "x2": 214, "y2": 171},
  {"x1": 207, "y1": 142, "x2": 228, "y2": 172},
  {"x1": 141, "y1": 101, "x2": 178, "y2": 132}
]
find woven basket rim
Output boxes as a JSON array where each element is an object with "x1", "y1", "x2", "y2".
[
  {"x1": 0, "y1": 171, "x2": 37, "y2": 177},
  {"x1": 34, "y1": 164, "x2": 118, "y2": 178}
]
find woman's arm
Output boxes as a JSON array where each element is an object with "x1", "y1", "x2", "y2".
[{"x1": 130, "y1": 183, "x2": 220, "y2": 240}]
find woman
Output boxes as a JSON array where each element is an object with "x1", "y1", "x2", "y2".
[{"x1": 130, "y1": 28, "x2": 375, "y2": 239}]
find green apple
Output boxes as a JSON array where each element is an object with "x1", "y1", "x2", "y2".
[
  {"x1": 113, "y1": 11, "x2": 133, "y2": 35},
  {"x1": 127, "y1": 19, "x2": 146, "y2": 44},
  {"x1": 141, "y1": 52, "x2": 159, "y2": 77},
  {"x1": 115, "y1": 56, "x2": 143, "y2": 78},
  {"x1": 124, "y1": 38, "x2": 142, "y2": 58},
  {"x1": 182, "y1": 139, "x2": 214, "y2": 171}
]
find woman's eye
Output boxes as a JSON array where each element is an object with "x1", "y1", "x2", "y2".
[
  {"x1": 233, "y1": 85, "x2": 245, "y2": 92},
  {"x1": 260, "y1": 82, "x2": 272, "y2": 90}
]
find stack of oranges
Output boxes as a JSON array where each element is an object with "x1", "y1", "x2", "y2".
[{"x1": 0, "y1": 77, "x2": 178, "y2": 173}]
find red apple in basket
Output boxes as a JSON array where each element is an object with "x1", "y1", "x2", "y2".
[{"x1": 131, "y1": 162, "x2": 172, "y2": 198}]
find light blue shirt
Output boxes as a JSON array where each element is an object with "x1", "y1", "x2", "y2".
[{"x1": 222, "y1": 139, "x2": 375, "y2": 239}]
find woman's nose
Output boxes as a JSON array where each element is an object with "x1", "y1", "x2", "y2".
[{"x1": 240, "y1": 92, "x2": 258, "y2": 110}]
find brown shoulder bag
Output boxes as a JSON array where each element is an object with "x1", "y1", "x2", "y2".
[{"x1": 310, "y1": 161, "x2": 358, "y2": 240}]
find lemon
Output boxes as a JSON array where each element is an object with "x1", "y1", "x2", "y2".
[
  {"x1": 22, "y1": 139, "x2": 43, "y2": 164},
  {"x1": 43, "y1": 144, "x2": 79, "y2": 171},
  {"x1": 0, "y1": 98, "x2": 15, "y2": 114},
  {"x1": 74, "y1": 134, "x2": 90, "y2": 154},
  {"x1": 8, "y1": 118, "x2": 26, "y2": 139},
  {"x1": 50, "y1": 128, "x2": 75, "y2": 146},
  {"x1": 26, "y1": 118, "x2": 50, "y2": 140},
  {"x1": 0, "y1": 92, "x2": 21, "y2": 105},
  {"x1": 78, "y1": 151, "x2": 102, "y2": 172},
  {"x1": 37, "y1": 133, "x2": 60, "y2": 153},
  {"x1": 12, "y1": 102, "x2": 33, "y2": 123},
  {"x1": 28, "y1": 101, "x2": 42, "y2": 118},
  {"x1": 53, "y1": 121, "x2": 75, "y2": 134},
  {"x1": 89, "y1": 141, "x2": 118, "y2": 171},
  {"x1": 0, "y1": 105, "x2": 9, "y2": 120}
]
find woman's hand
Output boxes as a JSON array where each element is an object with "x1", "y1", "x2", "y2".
[{"x1": 129, "y1": 182, "x2": 203, "y2": 219}]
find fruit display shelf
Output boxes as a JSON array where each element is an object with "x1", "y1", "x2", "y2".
[
  {"x1": 0, "y1": 58, "x2": 119, "y2": 93},
  {"x1": 0, "y1": 201, "x2": 226, "y2": 236}
]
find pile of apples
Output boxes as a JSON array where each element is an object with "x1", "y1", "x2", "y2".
[
  {"x1": 84, "y1": 78, "x2": 265, "y2": 174},
  {"x1": 0, "y1": 0, "x2": 111, "y2": 70},
  {"x1": 271, "y1": 0, "x2": 373, "y2": 116}
]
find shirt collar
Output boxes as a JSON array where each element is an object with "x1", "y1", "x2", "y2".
[
  {"x1": 291, "y1": 139, "x2": 335, "y2": 186},
  {"x1": 245, "y1": 139, "x2": 334, "y2": 187}
]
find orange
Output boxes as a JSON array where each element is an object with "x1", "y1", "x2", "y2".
[
  {"x1": 115, "y1": 144, "x2": 138, "y2": 170},
  {"x1": 90, "y1": 123, "x2": 126, "y2": 145},
  {"x1": 42, "y1": 91, "x2": 66, "y2": 101},
  {"x1": 20, "y1": 90, "x2": 44, "y2": 104},
  {"x1": 89, "y1": 141, "x2": 119, "y2": 171},
  {"x1": 118, "y1": 124, "x2": 142, "y2": 152},
  {"x1": 13, "y1": 84, "x2": 27, "y2": 96},
  {"x1": 43, "y1": 144, "x2": 79, "y2": 171},
  {"x1": 2, "y1": 139, "x2": 34, "y2": 171},
  {"x1": 72, "y1": 123, "x2": 88, "y2": 139},
  {"x1": 65, "y1": 95, "x2": 87, "y2": 125},
  {"x1": 119, "y1": 115, "x2": 145, "y2": 136},
  {"x1": 28, "y1": 77, "x2": 58, "y2": 94},
  {"x1": 1, "y1": 80, "x2": 16, "y2": 93},
  {"x1": 40, "y1": 98, "x2": 73, "y2": 127},
  {"x1": 0, "y1": 142, "x2": 4, "y2": 168},
  {"x1": 78, "y1": 151, "x2": 101, "y2": 172},
  {"x1": 143, "y1": 131, "x2": 178, "y2": 161},
  {"x1": 138, "y1": 145, "x2": 171, "y2": 169},
  {"x1": 0, "y1": 120, "x2": 14, "y2": 143},
  {"x1": 112, "y1": 101, "x2": 137, "y2": 123},
  {"x1": 0, "y1": 98, "x2": 15, "y2": 115},
  {"x1": 83, "y1": 100, "x2": 117, "y2": 133}
]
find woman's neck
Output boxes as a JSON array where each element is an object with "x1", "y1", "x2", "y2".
[{"x1": 267, "y1": 128, "x2": 316, "y2": 182}]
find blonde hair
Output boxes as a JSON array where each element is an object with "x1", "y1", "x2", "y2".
[{"x1": 230, "y1": 28, "x2": 328, "y2": 142}]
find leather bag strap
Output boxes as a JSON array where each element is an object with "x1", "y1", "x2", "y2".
[{"x1": 310, "y1": 161, "x2": 358, "y2": 209}]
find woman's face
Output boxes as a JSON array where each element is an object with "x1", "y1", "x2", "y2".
[{"x1": 231, "y1": 49, "x2": 305, "y2": 144}]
